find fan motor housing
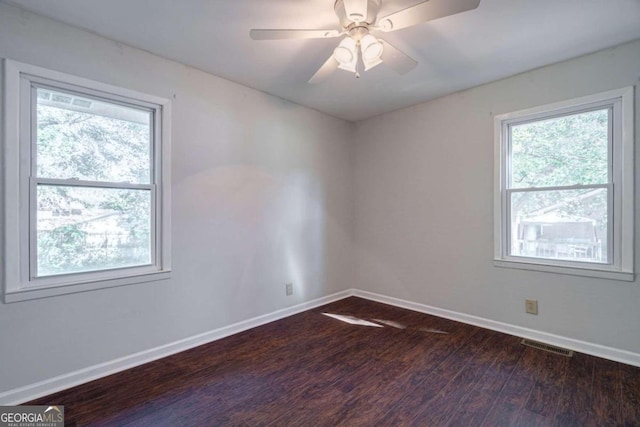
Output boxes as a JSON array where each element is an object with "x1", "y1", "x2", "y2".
[{"x1": 334, "y1": 0, "x2": 382, "y2": 27}]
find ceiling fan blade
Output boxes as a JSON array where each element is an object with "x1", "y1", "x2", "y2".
[
  {"x1": 250, "y1": 29, "x2": 341, "y2": 40},
  {"x1": 309, "y1": 55, "x2": 339, "y2": 84},
  {"x1": 379, "y1": 40, "x2": 417, "y2": 75},
  {"x1": 377, "y1": 0, "x2": 481, "y2": 32},
  {"x1": 343, "y1": 0, "x2": 368, "y2": 22}
]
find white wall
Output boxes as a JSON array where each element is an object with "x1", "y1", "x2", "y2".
[
  {"x1": 0, "y1": 2, "x2": 354, "y2": 395},
  {"x1": 354, "y1": 39, "x2": 640, "y2": 355}
]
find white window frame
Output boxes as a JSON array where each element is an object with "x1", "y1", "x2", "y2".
[
  {"x1": 494, "y1": 87, "x2": 634, "y2": 281},
  {"x1": 2, "y1": 59, "x2": 172, "y2": 302}
]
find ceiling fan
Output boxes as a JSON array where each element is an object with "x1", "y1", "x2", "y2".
[{"x1": 250, "y1": 0, "x2": 481, "y2": 83}]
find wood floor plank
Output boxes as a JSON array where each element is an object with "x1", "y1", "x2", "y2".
[
  {"x1": 413, "y1": 331, "x2": 504, "y2": 426},
  {"x1": 553, "y1": 352, "x2": 595, "y2": 426},
  {"x1": 588, "y1": 356, "x2": 622, "y2": 427},
  {"x1": 479, "y1": 345, "x2": 550, "y2": 426},
  {"x1": 524, "y1": 351, "x2": 569, "y2": 417},
  {"x1": 445, "y1": 334, "x2": 526, "y2": 427},
  {"x1": 24, "y1": 297, "x2": 640, "y2": 426},
  {"x1": 481, "y1": 401, "x2": 522, "y2": 427},
  {"x1": 514, "y1": 408, "x2": 551, "y2": 427},
  {"x1": 375, "y1": 327, "x2": 490, "y2": 425},
  {"x1": 620, "y1": 362, "x2": 640, "y2": 426},
  {"x1": 333, "y1": 329, "x2": 466, "y2": 426}
]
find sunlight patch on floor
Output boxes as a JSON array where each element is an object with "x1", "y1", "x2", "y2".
[
  {"x1": 372, "y1": 318, "x2": 406, "y2": 329},
  {"x1": 322, "y1": 313, "x2": 384, "y2": 327},
  {"x1": 322, "y1": 313, "x2": 449, "y2": 334}
]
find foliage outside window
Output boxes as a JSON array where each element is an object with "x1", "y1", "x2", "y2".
[
  {"x1": 494, "y1": 88, "x2": 634, "y2": 281},
  {"x1": 3, "y1": 59, "x2": 171, "y2": 302}
]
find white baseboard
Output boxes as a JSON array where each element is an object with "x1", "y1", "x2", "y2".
[
  {"x1": 0, "y1": 290, "x2": 352, "y2": 405},
  {"x1": 3, "y1": 287, "x2": 639, "y2": 405},
  {"x1": 352, "y1": 289, "x2": 640, "y2": 368}
]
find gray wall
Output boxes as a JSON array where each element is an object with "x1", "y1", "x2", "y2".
[
  {"x1": 354, "y1": 40, "x2": 640, "y2": 354},
  {"x1": 0, "y1": 2, "x2": 355, "y2": 394}
]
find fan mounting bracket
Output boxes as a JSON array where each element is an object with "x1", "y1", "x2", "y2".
[
  {"x1": 334, "y1": 0, "x2": 382, "y2": 28},
  {"x1": 346, "y1": 23, "x2": 370, "y2": 40}
]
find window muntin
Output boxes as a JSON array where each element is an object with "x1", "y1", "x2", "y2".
[
  {"x1": 494, "y1": 87, "x2": 634, "y2": 280},
  {"x1": 3, "y1": 59, "x2": 171, "y2": 302}
]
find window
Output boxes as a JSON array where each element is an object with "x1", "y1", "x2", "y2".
[
  {"x1": 3, "y1": 59, "x2": 171, "y2": 302},
  {"x1": 494, "y1": 88, "x2": 634, "y2": 281}
]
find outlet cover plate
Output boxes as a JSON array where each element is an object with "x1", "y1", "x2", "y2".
[{"x1": 525, "y1": 299, "x2": 538, "y2": 315}]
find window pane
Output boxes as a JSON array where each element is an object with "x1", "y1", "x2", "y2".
[
  {"x1": 36, "y1": 185, "x2": 152, "y2": 277},
  {"x1": 510, "y1": 109, "x2": 609, "y2": 188},
  {"x1": 510, "y1": 188, "x2": 607, "y2": 263},
  {"x1": 36, "y1": 87, "x2": 152, "y2": 184}
]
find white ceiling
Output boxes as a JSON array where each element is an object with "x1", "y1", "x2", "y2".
[{"x1": 9, "y1": 0, "x2": 640, "y2": 122}]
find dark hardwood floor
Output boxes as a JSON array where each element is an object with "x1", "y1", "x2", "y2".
[{"x1": 29, "y1": 297, "x2": 640, "y2": 426}]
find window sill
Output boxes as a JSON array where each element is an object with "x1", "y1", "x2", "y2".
[
  {"x1": 3, "y1": 270, "x2": 172, "y2": 303},
  {"x1": 493, "y1": 259, "x2": 634, "y2": 282}
]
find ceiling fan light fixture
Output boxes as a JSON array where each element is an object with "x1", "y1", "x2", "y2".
[
  {"x1": 333, "y1": 37, "x2": 358, "y2": 71},
  {"x1": 337, "y1": 61, "x2": 357, "y2": 73},
  {"x1": 360, "y1": 34, "x2": 383, "y2": 61},
  {"x1": 334, "y1": 46, "x2": 354, "y2": 64},
  {"x1": 363, "y1": 56, "x2": 383, "y2": 71}
]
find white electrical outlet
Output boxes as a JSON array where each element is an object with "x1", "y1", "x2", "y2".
[
  {"x1": 525, "y1": 299, "x2": 538, "y2": 315},
  {"x1": 286, "y1": 283, "x2": 293, "y2": 296}
]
